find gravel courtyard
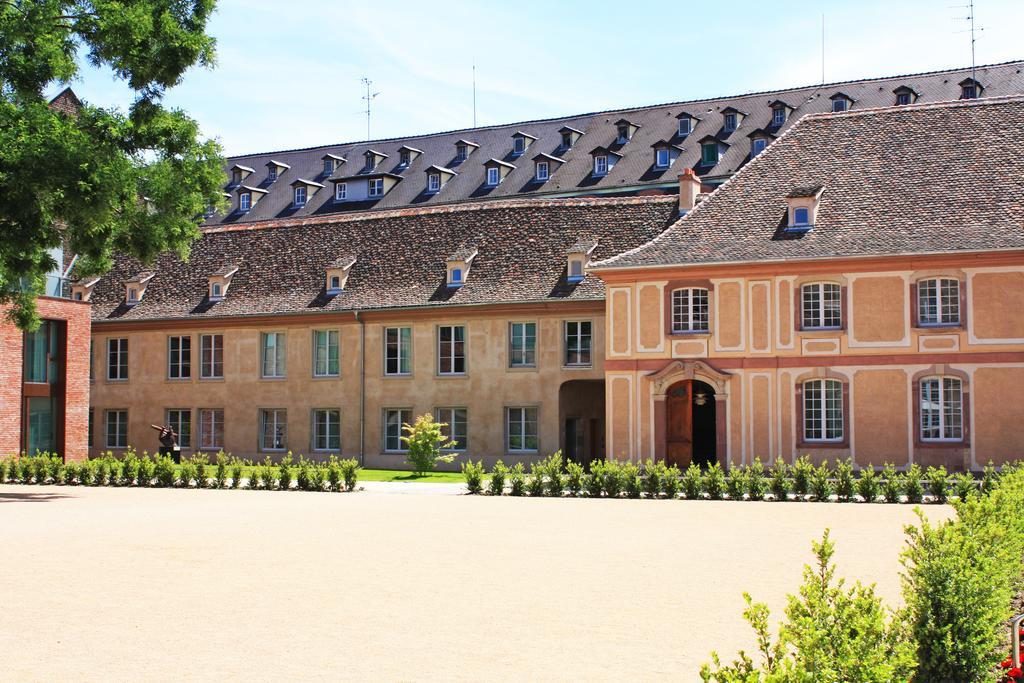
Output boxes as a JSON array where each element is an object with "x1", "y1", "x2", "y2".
[{"x1": 0, "y1": 485, "x2": 953, "y2": 681}]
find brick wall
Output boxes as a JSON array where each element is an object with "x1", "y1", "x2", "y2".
[{"x1": 0, "y1": 297, "x2": 92, "y2": 461}]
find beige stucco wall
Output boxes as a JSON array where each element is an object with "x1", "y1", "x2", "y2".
[
  {"x1": 851, "y1": 276, "x2": 905, "y2": 344},
  {"x1": 852, "y1": 369, "x2": 908, "y2": 467},
  {"x1": 974, "y1": 366, "x2": 1024, "y2": 466}
]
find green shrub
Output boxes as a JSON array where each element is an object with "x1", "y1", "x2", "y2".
[
  {"x1": 725, "y1": 466, "x2": 745, "y2": 500},
  {"x1": 703, "y1": 462, "x2": 726, "y2": 500},
  {"x1": 461, "y1": 460, "x2": 485, "y2": 494},
  {"x1": 137, "y1": 454, "x2": 155, "y2": 486},
  {"x1": 582, "y1": 460, "x2": 603, "y2": 497},
  {"x1": 769, "y1": 459, "x2": 791, "y2": 501},
  {"x1": 544, "y1": 451, "x2": 564, "y2": 497},
  {"x1": 681, "y1": 463, "x2": 703, "y2": 500},
  {"x1": 834, "y1": 459, "x2": 855, "y2": 502},
  {"x1": 48, "y1": 455, "x2": 66, "y2": 485},
  {"x1": 402, "y1": 413, "x2": 456, "y2": 475},
  {"x1": 214, "y1": 452, "x2": 228, "y2": 489},
  {"x1": 153, "y1": 455, "x2": 175, "y2": 487},
  {"x1": 925, "y1": 465, "x2": 949, "y2": 504},
  {"x1": 178, "y1": 458, "x2": 197, "y2": 488},
  {"x1": 296, "y1": 456, "x2": 311, "y2": 491},
  {"x1": 120, "y1": 451, "x2": 139, "y2": 486},
  {"x1": 230, "y1": 459, "x2": 243, "y2": 489},
  {"x1": 601, "y1": 461, "x2": 625, "y2": 498},
  {"x1": 0, "y1": 457, "x2": 10, "y2": 483},
  {"x1": 508, "y1": 462, "x2": 526, "y2": 496},
  {"x1": 792, "y1": 455, "x2": 813, "y2": 498},
  {"x1": 981, "y1": 460, "x2": 999, "y2": 494},
  {"x1": 326, "y1": 456, "x2": 342, "y2": 492},
  {"x1": 32, "y1": 455, "x2": 50, "y2": 484},
  {"x1": 262, "y1": 457, "x2": 279, "y2": 490},
  {"x1": 623, "y1": 462, "x2": 642, "y2": 499},
  {"x1": 951, "y1": 471, "x2": 976, "y2": 501},
  {"x1": 856, "y1": 467, "x2": 880, "y2": 503},
  {"x1": 340, "y1": 458, "x2": 359, "y2": 492},
  {"x1": 662, "y1": 464, "x2": 682, "y2": 499},
  {"x1": 564, "y1": 460, "x2": 583, "y2": 497},
  {"x1": 79, "y1": 459, "x2": 95, "y2": 486},
  {"x1": 107, "y1": 455, "x2": 122, "y2": 485},
  {"x1": 810, "y1": 461, "x2": 833, "y2": 502},
  {"x1": 490, "y1": 461, "x2": 508, "y2": 496},
  {"x1": 746, "y1": 459, "x2": 766, "y2": 501},
  {"x1": 701, "y1": 530, "x2": 915, "y2": 682},
  {"x1": 18, "y1": 457, "x2": 33, "y2": 484},
  {"x1": 63, "y1": 461, "x2": 79, "y2": 485},
  {"x1": 309, "y1": 463, "x2": 326, "y2": 492},
  {"x1": 903, "y1": 463, "x2": 924, "y2": 504},
  {"x1": 881, "y1": 463, "x2": 900, "y2": 503},
  {"x1": 192, "y1": 454, "x2": 208, "y2": 488},
  {"x1": 642, "y1": 459, "x2": 663, "y2": 498},
  {"x1": 527, "y1": 460, "x2": 546, "y2": 496}
]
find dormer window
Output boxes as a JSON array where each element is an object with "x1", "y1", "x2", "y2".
[
  {"x1": 487, "y1": 167, "x2": 500, "y2": 186},
  {"x1": 893, "y1": 86, "x2": 918, "y2": 106},
  {"x1": 616, "y1": 123, "x2": 629, "y2": 143},
  {"x1": 124, "y1": 271, "x2": 154, "y2": 306},
  {"x1": 558, "y1": 126, "x2": 583, "y2": 150},
  {"x1": 290, "y1": 179, "x2": 323, "y2": 207},
  {"x1": 896, "y1": 92, "x2": 911, "y2": 106},
  {"x1": 568, "y1": 259, "x2": 583, "y2": 280},
  {"x1": 232, "y1": 169, "x2": 241, "y2": 184},
  {"x1": 772, "y1": 107, "x2": 785, "y2": 126},
  {"x1": 535, "y1": 161, "x2": 549, "y2": 181},
  {"x1": 565, "y1": 238, "x2": 597, "y2": 283},
  {"x1": 511, "y1": 132, "x2": 536, "y2": 157},
  {"x1": 594, "y1": 155, "x2": 608, "y2": 176},
  {"x1": 446, "y1": 247, "x2": 477, "y2": 288},
  {"x1": 128, "y1": 287, "x2": 138, "y2": 302},
  {"x1": 428, "y1": 173, "x2": 440, "y2": 192},
  {"x1": 792, "y1": 207, "x2": 809, "y2": 225},
  {"x1": 561, "y1": 132, "x2": 572, "y2": 148},
  {"x1": 368, "y1": 178, "x2": 384, "y2": 197},
  {"x1": 484, "y1": 159, "x2": 514, "y2": 187},
  {"x1": 832, "y1": 99, "x2": 846, "y2": 112},
  {"x1": 960, "y1": 78, "x2": 982, "y2": 99},
  {"x1": 229, "y1": 164, "x2": 254, "y2": 186},
  {"x1": 329, "y1": 275, "x2": 341, "y2": 290},
  {"x1": 655, "y1": 148, "x2": 669, "y2": 168},
  {"x1": 830, "y1": 93, "x2": 853, "y2": 113},
  {"x1": 211, "y1": 283, "x2": 222, "y2": 297},
  {"x1": 239, "y1": 192, "x2": 251, "y2": 212},
  {"x1": 322, "y1": 154, "x2": 345, "y2": 176},
  {"x1": 268, "y1": 167, "x2": 277, "y2": 182},
  {"x1": 723, "y1": 113, "x2": 737, "y2": 132},
  {"x1": 266, "y1": 160, "x2": 289, "y2": 182},
  {"x1": 701, "y1": 141, "x2": 719, "y2": 166},
  {"x1": 324, "y1": 158, "x2": 335, "y2": 174},
  {"x1": 751, "y1": 137, "x2": 767, "y2": 157},
  {"x1": 400, "y1": 150, "x2": 411, "y2": 166},
  {"x1": 678, "y1": 117, "x2": 692, "y2": 137},
  {"x1": 293, "y1": 186, "x2": 306, "y2": 207},
  {"x1": 207, "y1": 265, "x2": 237, "y2": 302},
  {"x1": 325, "y1": 255, "x2": 356, "y2": 295},
  {"x1": 335, "y1": 182, "x2": 347, "y2": 201},
  {"x1": 456, "y1": 144, "x2": 467, "y2": 162},
  {"x1": 71, "y1": 277, "x2": 99, "y2": 303},
  {"x1": 424, "y1": 165, "x2": 456, "y2": 194},
  {"x1": 363, "y1": 149, "x2": 388, "y2": 172},
  {"x1": 451, "y1": 268, "x2": 462, "y2": 284},
  {"x1": 785, "y1": 185, "x2": 824, "y2": 232}
]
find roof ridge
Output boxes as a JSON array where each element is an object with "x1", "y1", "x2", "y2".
[
  {"x1": 224, "y1": 60, "x2": 1024, "y2": 160},
  {"x1": 203, "y1": 193, "x2": 679, "y2": 235}
]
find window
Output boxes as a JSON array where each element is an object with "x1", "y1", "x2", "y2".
[
  {"x1": 323, "y1": 158, "x2": 334, "y2": 175},
  {"x1": 792, "y1": 206, "x2": 810, "y2": 226},
  {"x1": 312, "y1": 409, "x2": 341, "y2": 451},
  {"x1": 435, "y1": 407, "x2": 468, "y2": 451},
  {"x1": 107, "y1": 338, "x2": 128, "y2": 380},
  {"x1": 329, "y1": 275, "x2": 341, "y2": 290},
  {"x1": 211, "y1": 282, "x2": 222, "y2": 298},
  {"x1": 831, "y1": 99, "x2": 847, "y2": 112},
  {"x1": 127, "y1": 287, "x2": 138, "y2": 303},
  {"x1": 313, "y1": 329, "x2": 340, "y2": 377},
  {"x1": 261, "y1": 332, "x2": 286, "y2": 378},
  {"x1": 198, "y1": 409, "x2": 224, "y2": 449},
  {"x1": 335, "y1": 182, "x2": 347, "y2": 201},
  {"x1": 561, "y1": 131, "x2": 572, "y2": 148},
  {"x1": 678, "y1": 118, "x2": 692, "y2": 137},
  {"x1": 231, "y1": 169, "x2": 242, "y2": 184},
  {"x1": 917, "y1": 278, "x2": 960, "y2": 326},
  {"x1": 23, "y1": 321, "x2": 58, "y2": 384},
  {"x1": 293, "y1": 186, "x2": 307, "y2": 207},
  {"x1": 239, "y1": 192, "x2": 251, "y2": 212},
  {"x1": 200, "y1": 334, "x2": 223, "y2": 379},
  {"x1": 166, "y1": 409, "x2": 191, "y2": 448},
  {"x1": 456, "y1": 144, "x2": 467, "y2": 162},
  {"x1": 723, "y1": 113, "x2": 737, "y2": 132},
  {"x1": 535, "y1": 161, "x2": 549, "y2": 181},
  {"x1": 513, "y1": 136, "x2": 525, "y2": 155},
  {"x1": 920, "y1": 377, "x2": 963, "y2": 441},
  {"x1": 384, "y1": 327, "x2": 412, "y2": 375},
  {"x1": 593, "y1": 155, "x2": 608, "y2": 176},
  {"x1": 509, "y1": 322, "x2": 536, "y2": 368},
  {"x1": 167, "y1": 335, "x2": 191, "y2": 379},
  {"x1": 671, "y1": 288, "x2": 710, "y2": 333},
  {"x1": 701, "y1": 142, "x2": 719, "y2": 166},
  {"x1": 655, "y1": 149, "x2": 670, "y2": 168},
  {"x1": 751, "y1": 138, "x2": 767, "y2": 157},
  {"x1": 400, "y1": 150, "x2": 411, "y2": 166},
  {"x1": 896, "y1": 92, "x2": 912, "y2": 106},
  {"x1": 268, "y1": 167, "x2": 277, "y2": 182},
  {"x1": 105, "y1": 410, "x2": 128, "y2": 448},
  {"x1": 383, "y1": 408, "x2": 412, "y2": 451},
  {"x1": 260, "y1": 409, "x2": 287, "y2": 451},
  {"x1": 564, "y1": 321, "x2": 592, "y2": 366},
  {"x1": 616, "y1": 124, "x2": 629, "y2": 143},
  {"x1": 568, "y1": 259, "x2": 584, "y2": 281},
  {"x1": 802, "y1": 283, "x2": 842, "y2": 330},
  {"x1": 368, "y1": 178, "x2": 384, "y2": 197},
  {"x1": 486, "y1": 167, "x2": 500, "y2": 186},
  {"x1": 961, "y1": 84, "x2": 977, "y2": 99},
  {"x1": 506, "y1": 407, "x2": 538, "y2": 452},
  {"x1": 438, "y1": 325, "x2": 466, "y2": 375},
  {"x1": 772, "y1": 107, "x2": 786, "y2": 126},
  {"x1": 428, "y1": 173, "x2": 441, "y2": 192},
  {"x1": 450, "y1": 268, "x2": 462, "y2": 284},
  {"x1": 803, "y1": 379, "x2": 844, "y2": 441}
]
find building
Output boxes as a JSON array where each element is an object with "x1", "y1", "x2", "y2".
[
  {"x1": 591, "y1": 96, "x2": 1024, "y2": 471},
  {"x1": 207, "y1": 61, "x2": 1024, "y2": 227},
  {"x1": 85, "y1": 196, "x2": 678, "y2": 465}
]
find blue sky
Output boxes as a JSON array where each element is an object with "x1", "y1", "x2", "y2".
[{"x1": 60, "y1": 0, "x2": 1024, "y2": 156}]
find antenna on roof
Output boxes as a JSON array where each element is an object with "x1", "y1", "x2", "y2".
[
  {"x1": 820, "y1": 13, "x2": 825, "y2": 85},
  {"x1": 953, "y1": 0, "x2": 984, "y2": 84},
  {"x1": 472, "y1": 60, "x2": 477, "y2": 128},
  {"x1": 361, "y1": 77, "x2": 380, "y2": 141}
]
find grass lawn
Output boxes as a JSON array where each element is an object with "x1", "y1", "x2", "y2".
[{"x1": 172, "y1": 462, "x2": 471, "y2": 484}]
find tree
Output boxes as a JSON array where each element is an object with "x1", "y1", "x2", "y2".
[
  {"x1": 0, "y1": 0, "x2": 226, "y2": 329},
  {"x1": 401, "y1": 413, "x2": 456, "y2": 476}
]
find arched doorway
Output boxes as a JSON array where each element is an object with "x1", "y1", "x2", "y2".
[{"x1": 665, "y1": 379, "x2": 718, "y2": 469}]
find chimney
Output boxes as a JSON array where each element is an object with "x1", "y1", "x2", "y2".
[{"x1": 678, "y1": 169, "x2": 701, "y2": 215}]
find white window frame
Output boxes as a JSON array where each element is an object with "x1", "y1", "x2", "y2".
[
  {"x1": 593, "y1": 155, "x2": 608, "y2": 176},
  {"x1": 384, "y1": 326, "x2": 412, "y2": 376},
  {"x1": 513, "y1": 136, "x2": 525, "y2": 154},
  {"x1": 435, "y1": 407, "x2": 468, "y2": 451},
  {"x1": 802, "y1": 379, "x2": 844, "y2": 442},
  {"x1": 508, "y1": 321, "x2": 537, "y2": 368},
  {"x1": 486, "y1": 167, "x2": 500, "y2": 186},
  {"x1": 335, "y1": 182, "x2": 347, "y2": 201},
  {"x1": 239, "y1": 192, "x2": 251, "y2": 212},
  {"x1": 268, "y1": 167, "x2": 277, "y2": 182},
  {"x1": 752, "y1": 138, "x2": 767, "y2": 157},
  {"x1": 259, "y1": 408, "x2": 287, "y2": 451},
  {"x1": 919, "y1": 376, "x2": 964, "y2": 442},
  {"x1": 506, "y1": 406, "x2": 539, "y2": 453},
  {"x1": 832, "y1": 98, "x2": 847, "y2": 112},
  {"x1": 399, "y1": 151, "x2": 411, "y2": 167},
  {"x1": 293, "y1": 185, "x2": 307, "y2": 207},
  {"x1": 723, "y1": 113, "x2": 737, "y2": 132},
  {"x1": 261, "y1": 331, "x2": 286, "y2": 378},
  {"x1": 312, "y1": 329, "x2": 340, "y2": 378},
  {"x1": 105, "y1": 409, "x2": 128, "y2": 449},
  {"x1": 166, "y1": 409, "x2": 192, "y2": 449},
  {"x1": 323, "y1": 159, "x2": 334, "y2": 175},
  {"x1": 535, "y1": 161, "x2": 549, "y2": 181},
  {"x1": 198, "y1": 408, "x2": 224, "y2": 450},
  {"x1": 428, "y1": 173, "x2": 440, "y2": 192},
  {"x1": 655, "y1": 148, "x2": 670, "y2": 168},
  {"x1": 455, "y1": 144, "x2": 467, "y2": 162},
  {"x1": 917, "y1": 278, "x2": 960, "y2": 326},
  {"x1": 616, "y1": 125, "x2": 629, "y2": 143},
  {"x1": 772, "y1": 108, "x2": 786, "y2": 126},
  {"x1": 671, "y1": 288, "x2": 710, "y2": 333},
  {"x1": 200, "y1": 334, "x2": 223, "y2": 379},
  {"x1": 312, "y1": 408, "x2": 341, "y2": 452},
  {"x1": 167, "y1": 335, "x2": 191, "y2": 380},
  {"x1": 383, "y1": 408, "x2": 411, "y2": 452},
  {"x1": 437, "y1": 324, "x2": 466, "y2": 376},
  {"x1": 368, "y1": 178, "x2": 384, "y2": 197},
  {"x1": 792, "y1": 206, "x2": 810, "y2": 226},
  {"x1": 568, "y1": 259, "x2": 584, "y2": 281},
  {"x1": 107, "y1": 337, "x2": 128, "y2": 381},
  {"x1": 564, "y1": 320, "x2": 592, "y2": 367},
  {"x1": 678, "y1": 118, "x2": 692, "y2": 136},
  {"x1": 801, "y1": 282, "x2": 842, "y2": 330}
]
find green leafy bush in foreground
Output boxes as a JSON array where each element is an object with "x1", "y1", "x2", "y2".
[{"x1": 461, "y1": 460, "x2": 485, "y2": 495}]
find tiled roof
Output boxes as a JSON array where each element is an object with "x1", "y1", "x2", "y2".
[
  {"x1": 593, "y1": 96, "x2": 1024, "y2": 270},
  {"x1": 205, "y1": 61, "x2": 1024, "y2": 227},
  {"x1": 89, "y1": 196, "x2": 679, "y2": 322}
]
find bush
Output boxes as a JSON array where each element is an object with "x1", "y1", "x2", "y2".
[
  {"x1": 856, "y1": 467, "x2": 880, "y2": 503},
  {"x1": 340, "y1": 458, "x2": 359, "y2": 492},
  {"x1": 725, "y1": 466, "x2": 745, "y2": 500},
  {"x1": 326, "y1": 457, "x2": 342, "y2": 492},
  {"x1": 623, "y1": 462, "x2": 642, "y2": 499},
  {"x1": 178, "y1": 458, "x2": 197, "y2": 488},
  {"x1": 903, "y1": 463, "x2": 924, "y2": 504},
  {"x1": 48, "y1": 455, "x2": 65, "y2": 485},
  {"x1": 508, "y1": 462, "x2": 526, "y2": 496},
  {"x1": 769, "y1": 459, "x2": 791, "y2": 501},
  {"x1": 402, "y1": 413, "x2": 456, "y2": 476},
  {"x1": 544, "y1": 451, "x2": 564, "y2": 497},
  {"x1": 137, "y1": 454, "x2": 155, "y2": 486},
  {"x1": 835, "y1": 459, "x2": 855, "y2": 502},
  {"x1": 120, "y1": 451, "x2": 139, "y2": 486},
  {"x1": 642, "y1": 459, "x2": 663, "y2": 498},
  {"x1": 63, "y1": 461, "x2": 79, "y2": 485},
  {"x1": 152, "y1": 454, "x2": 175, "y2": 488},
  {"x1": 309, "y1": 463, "x2": 326, "y2": 492},
  {"x1": 951, "y1": 471, "x2": 976, "y2": 501},
  {"x1": 295, "y1": 456, "x2": 310, "y2": 491},
  {"x1": 746, "y1": 459, "x2": 766, "y2": 501},
  {"x1": 703, "y1": 462, "x2": 726, "y2": 500},
  {"x1": 926, "y1": 465, "x2": 949, "y2": 504},
  {"x1": 490, "y1": 461, "x2": 508, "y2": 496},
  {"x1": 582, "y1": 460, "x2": 604, "y2": 498},
  {"x1": 527, "y1": 460, "x2": 546, "y2": 496},
  {"x1": 662, "y1": 464, "x2": 682, "y2": 499},
  {"x1": 262, "y1": 457, "x2": 279, "y2": 490},
  {"x1": 214, "y1": 452, "x2": 228, "y2": 489},
  {"x1": 810, "y1": 461, "x2": 834, "y2": 502},
  {"x1": 192, "y1": 454, "x2": 209, "y2": 488},
  {"x1": 32, "y1": 455, "x2": 50, "y2": 484},
  {"x1": 792, "y1": 455, "x2": 813, "y2": 498},
  {"x1": 981, "y1": 460, "x2": 999, "y2": 494},
  {"x1": 564, "y1": 460, "x2": 583, "y2": 497},
  {"x1": 230, "y1": 459, "x2": 243, "y2": 489},
  {"x1": 79, "y1": 459, "x2": 95, "y2": 486},
  {"x1": 681, "y1": 463, "x2": 703, "y2": 500},
  {"x1": 881, "y1": 463, "x2": 900, "y2": 503},
  {"x1": 601, "y1": 461, "x2": 625, "y2": 498},
  {"x1": 701, "y1": 530, "x2": 915, "y2": 682},
  {"x1": 461, "y1": 460, "x2": 485, "y2": 494}
]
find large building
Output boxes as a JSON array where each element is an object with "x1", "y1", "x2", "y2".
[
  {"x1": 207, "y1": 62, "x2": 1024, "y2": 226},
  {"x1": 592, "y1": 95, "x2": 1024, "y2": 471}
]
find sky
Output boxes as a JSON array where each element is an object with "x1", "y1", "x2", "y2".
[{"x1": 58, "y1": 0, "x2": 1024, "y2": 157}]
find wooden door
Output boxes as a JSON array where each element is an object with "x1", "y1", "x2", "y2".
[{"x1": 666, "y1": 381, "x2": 693, "y2": 468}]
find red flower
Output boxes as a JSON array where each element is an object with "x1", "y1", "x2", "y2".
[
  {"x1": 1004, "y1": 659, "x2": 1014, "y2": 668},
  {"x1": 1009, "y1": 667, "x2": 1023, "y2": 679}
]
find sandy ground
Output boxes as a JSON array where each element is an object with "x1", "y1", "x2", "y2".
[{"x1": 0, "y1": 484, "x2": 953, "y2": 681}]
